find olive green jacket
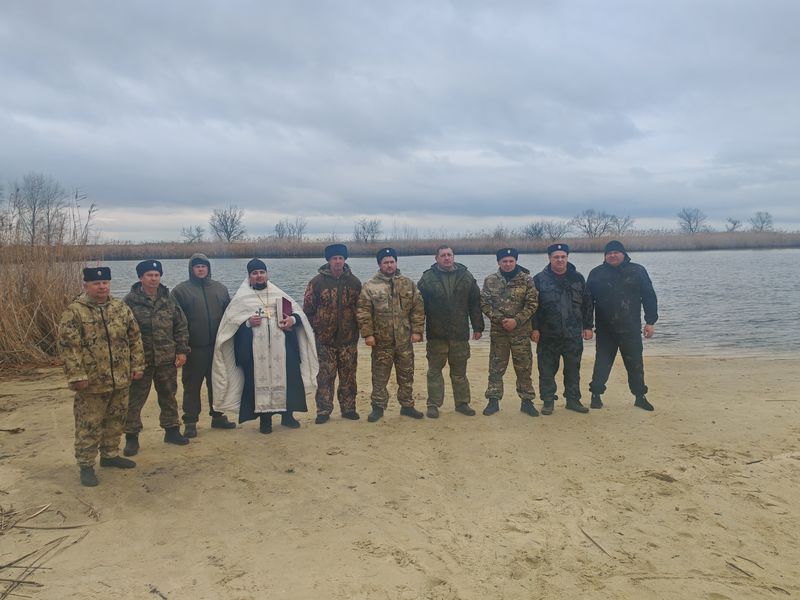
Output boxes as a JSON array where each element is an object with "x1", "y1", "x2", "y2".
[{"x1": 58, "y1": 294, "x2": 146, "y2": 393}]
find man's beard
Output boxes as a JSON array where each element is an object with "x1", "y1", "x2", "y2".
[{"x1": 251, "y1": 282, "x2": 267, "y2": 290}]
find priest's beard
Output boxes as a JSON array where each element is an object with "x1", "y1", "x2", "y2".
[{"x1": 251, "y1": 282, "x2": 268, "y2": 290}]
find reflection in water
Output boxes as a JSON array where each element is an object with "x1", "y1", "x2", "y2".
[{"x1": 108, "y1": 248, "x2": 800, "y2": 357}]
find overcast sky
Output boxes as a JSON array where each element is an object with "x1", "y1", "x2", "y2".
[{"x1": 2, "y1": 1, "x2": 799, "y2": 241}]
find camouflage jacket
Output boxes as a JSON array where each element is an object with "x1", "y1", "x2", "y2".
[
  {"x1": 58, "y1": 294, "x2": 145, "y2": 393},
  {"x1": 303, "y1": 263, "x2": 362, "y2": 346},
  {"x1": 357, "y1": 269, "x2": 424, "y2": 346},
  {"x1": 532, "y1": 263, "x2": 593, "y2": 339},
  {"x1": 125, "y1": 282, "x2": 190, "y2": 366},
  {"x1": 481, "y1": 266, "x2": 539, "y2": 337},
  {"x1": 417, "y1": 263, "x2": 484, "y2": 341},
  {"x1": 171, "y1": 253, "x2": 230, "y2": 348}
]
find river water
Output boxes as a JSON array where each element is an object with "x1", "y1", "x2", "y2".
[{"x1": 108, "y1": 248, "x2": 800, "y2": 358}]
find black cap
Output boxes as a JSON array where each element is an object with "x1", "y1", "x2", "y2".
[
  {"x1": 496, "y1": 247, "x2": 518, "y2": 261},
  {"x1": 325, "y1": 243, "x2": 348, "y2": 261},
  {"x1": 376, "y1": 247, "x2": 397, "y2": 264},
  {"x1": 190, "y1": 256, "x2": 210, "y2": 268},
  {"x1": 83, "y1": 267, "x2": 111, "y2": 282},
  {"x1": 246, "y1": 258, "x2": 267, "y2": 273},
  {"x1": 547, "y1": 243, "x2": 569, "y2": 255},
  {"x1": 136, "y1": 260, "x2": 163, "y2": 278},
  {"x1": 604, "y1": 240, "x2": 626, "y2": 254}
]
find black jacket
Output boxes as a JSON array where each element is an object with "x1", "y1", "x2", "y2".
[
  {"x1": 417, "y1": 263, "x2": 484, "y2": 341},
  {"x1": 532, "y1": 263, "x2": 593, "y2": 338},
  {"x1": 587, "y1": 256, "x2": 658, "y2": 334}
]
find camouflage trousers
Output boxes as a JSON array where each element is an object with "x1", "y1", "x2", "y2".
[
  {"x1": 589, "y1": 330, "x2": 648, "y2": 396},
  {"x1": 125, "y1": 364, "x2": 180, "y2": 433},
  {"x1": 315, "y1": 343, "x2": 358, "y2": 416},
  {"x1": 485, "y1": 334, "x2": 536, "y2": 402},
  {"x1": 426, "y1": 338, "x2": 472, "y2": 408},
  {"x1": 73, "y1": 388, "x2": 128, "y2": 466},
  {"x1": 370, "y1": 342, "x2": 415, "y2": 409},
  {"x1": 537, "y1": 335, "x2": 583, "y2": 403}
]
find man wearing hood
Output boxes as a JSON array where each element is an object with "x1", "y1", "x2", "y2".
[
  {"x1": 357, "y1": 248, "x2": 425, "y2": 422},
  {"x1": 171, "y1": 253, "x2": 235, "y2": 436},
  {"x1": 303, "y1": 244, "x2": 362, "y2": 424},
  {"x1": 417, "y1": 245, "x2": 484, "y2": 418},
  {"x1": 212, "y1": 259, "x2": 318, "y2": 433},
  {"x1": 122, "y1": 260, "x2": 191, "y2": 456},
  {"x1": 481, "y1": 248, "x2": 539, "y2": 417},
  {"x1": 58, "y1": 267, "x2": 145, "y2": 486},
  {"x1": 531, "y1": 244, "x2": 594, "y2": 415},
  {"x1": 587, "y1": 240, "x2": 658, "y2": 411}
]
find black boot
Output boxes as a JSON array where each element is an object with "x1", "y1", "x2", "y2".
[
  {"x1": 483, "y1": 399, "x2": 500, "y2": 416},
  {"x1": 281, "y1": 412, "x2": 301, "y2": 428},
  {"x1": 259, "y1": 414, "x2": 272, "y2": 434},
  {"x1": 541, "y1": 401, "x2": 554, "y2": 416},
  {"x1": 211, "y1": 414, "x2": 237, "y2": 429},
  {"x1": 99, "y1": 456, "x2": 136, "y2": 469},
  {"x1": 590, "y1": 394, "x2": 603, "y2": 409},
  {"x1": 342, "y1": 410, "x2": 360, "y2": 420},
  {"x1": 315, "y1": 414, "x2": 330, "y2": 424},
  {"x1": 400, "y1": 406, "x2": 424, "y2": 419},
  {"x1": 164, "y1": 426, "x2": 190, "y2": 445},
  {"x1": 634, "y1": 395, "x2": 654, "y2": 411},
  {"x1": 183, "y1": 422, "x2": 197, "y2": 438},
  {"x1": 79, "y1": 465, "x2": 98, "y2": 487},
  {"x1": 565, "y1": 400, "x2": 589, "y2": 413},
  {"x1": 123, "y1": 433, "x2": 139, "y2": 457},
  {"x1": 367, "y1": 406, "x2": 384, "y2": 422},
  {"x1": 520, "y1": 399, "x2": 540, "y2": 417}
]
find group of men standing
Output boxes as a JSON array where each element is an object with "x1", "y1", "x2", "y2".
[{"x1": 58, "y1": 240, "x2": 657, "y2": 487}]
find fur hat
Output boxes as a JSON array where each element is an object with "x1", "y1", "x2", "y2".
[
  {"x1": 547, "y1": 243, "x2": 569, "y2": 255},
  {"x1": 324, "y1": 243, "x2": 348, "y2": 261},
  {"x1": 495, "y1": 247, "x2": 519, "y2": 261},
  {"x1": 136, "y1": 260, "x2": 163, "y2": 278},
  {"x1": 376, "y1": 247, "x2": 397, "y2": 264},
  {"x1": 83, "y1": 266, "x2": 111, "y2": 282}
]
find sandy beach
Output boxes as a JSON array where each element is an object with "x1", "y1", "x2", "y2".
[{"x1": 1, "y1": 347, "x2": 799, "y2": 599}]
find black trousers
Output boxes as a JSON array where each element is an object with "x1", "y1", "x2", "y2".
[
  {"x1": 181, "y1": 344, "x2": 222, "y2": 423},
  {"x1": 537, "y1": 335, "x2": 583, "y2": 403},
  {"x1": 589, "y1": 329, "x2": 648, "y2": 397}
]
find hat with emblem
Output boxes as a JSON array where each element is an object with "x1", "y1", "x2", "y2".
[
  {"x1": 376, "y1": 247, "x2": 398, "y2": 264},
  {"x1": 547, "y1": 243, "x2": 569, "y2": 255},
  {"x1": 83, "y1": 266, "x2": 111, "y2": 282},
  {"x1": 324, "y1": 243, "x2": 348, "y2": 261},
  {"x1": 136, "y1": 259, "x2": 163, "y2": 278},
  {"x1": 495, "y1": 247, "x2": 519, "y2": 261}
]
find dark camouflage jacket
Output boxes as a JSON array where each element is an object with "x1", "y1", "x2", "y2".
[
  {"x1": 481, "y1": 266, "x2": 539, "y2": 337},
  {"x1": 58, "y1": 294, "x2": 145, "y2": 393},
  {"x1": 417, "y1": 263, "x2": 484, "y2": 341},
  {"x1": 587, "y1": 255, "x2": 658, "y2": 334},
  {"x1": 125, "y1": 282, "x2": 190, "y2": 367},
  {"x1": 532, "y1": 263, "x2": 593, "y2": 339},
  {"x1": 357, "y1": 269, "x2": 424, "y2": 346},
  {"x1": 171, "y1": 253, "x2": 230, "y2": 347},
  {"x1": 303, "y1": 263, "x2": 362, "y2": 346}
]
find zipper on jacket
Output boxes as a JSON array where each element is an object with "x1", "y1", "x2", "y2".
[
  {"x1": 201, "y1": 284, "x2": 213, "y2": 344},
  {"x1": 100, "y1": 305, "x2": 116, "y2": 391}
]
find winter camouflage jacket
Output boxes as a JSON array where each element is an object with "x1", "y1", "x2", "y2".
[
  {"x1": 125, "y1": 282, "x2": 190, "y2": 367},
  {"x1": 58, "y1": 294, "x2": 145, "y2": 393},
  {"x1": 171, "y1": 253, "x2": 231, "y2": 348},
  {"x1": 480, "y1": 266, "x2": 539, "y2": 337},
  {"x1": 357, "y1": 269, "x2": 424, "y2": 346},
  {"x1": 587, "y1": 255, "x2": 658, "y2": 334},
  {"x1": 417, "y1": 263, "x2": 484, "y2": 341},
  {"x1": 531, "y1": 263, "x2": 593, "y2": 339},
  {"x1": 303, "y1": 263, "x2": 362, "y2": 346}
]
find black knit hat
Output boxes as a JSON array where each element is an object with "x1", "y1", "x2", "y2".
[
  {"x1": 603, "y1": 240, "x2": 626, "y2": 254},
  {"x1": 376, "y1": 247, "x2": 397, "y2": 264},
  {"x1": 547, "y1": 243, "x2": 569, "y2": 255},
  {"x1": 496, "y1": 247, "x2": 518, "y2": 261},
  {"x1": 136, "y1": 260, "x2": 163, "y2": 278},
  {"x1": 83, "y1": 266, "x2": 111, "y2": 282},
  {"x1": 190, "y1": 256, "x2": 210, "y2": 268},
  {"x1": 246, "y1": 258, "x2": 267, "y2": 274},
  {"x1": 325, "y1": 243, "x2": 348, "y2": 261}
]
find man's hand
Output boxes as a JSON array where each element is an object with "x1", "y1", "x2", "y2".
[
  {"x1": 501, "y1": 317, "x2": 517, "y2": 332},
  {"x1": 531, "y1": 330, "x2": 540, "y2": 343},
  {"x1": 248, "y1": 314, "x2": 262, "y2": 327},
  {"x1": 582, "y1": 329, "x2": 593, "y2": 341},
  {"x1": 643, "y1": 324, "x2": 655, "y2": 339},
  {"x1": 69, "y1": 380, "x2": 89, "y2": 391},
  {"x1": 132, "y1": 371, "x2": 144, "y2": 381},
  {"x1": 411, "y1": 333, "x2": 422, "y2": 343},
  {"x1": 278, "y1": 316, "x2": 295, "y2": 331},
  {"x1": 365, "y1": 335, "x2": 376, "y2": 347},
  {"x1": 472, "y1": 331, "x2": 482, "y2": 341},
  {"x1": 175, "y1": 353, "x2": 187, "y2": 368}
]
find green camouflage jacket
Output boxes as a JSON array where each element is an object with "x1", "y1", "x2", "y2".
[
  {"x1": 58, "y1": 294, "x2": 145, "y2": 392},
  {"x1": 480, "y1": 266, "x2": 539, "y2": 337},
  {"x1": 125, "y1": 282, "x2": 190, "y2": 367},
  {"x1": 303, "y1": 263, "x2": 362, "y2": 346},
  {"x1": 357, "y1": 269, "x2": 424, "y2": 346}
]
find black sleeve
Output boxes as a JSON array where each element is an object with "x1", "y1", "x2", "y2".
[{"x1": 233, "y1": 322, "x2": 254, "y2": 366}]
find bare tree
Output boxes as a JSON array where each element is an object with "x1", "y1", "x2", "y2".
[
  {"x1": 677, "y1": 207, "x2": 709, "y2": 234},
  {"x1": 9, "y1": 172, "x2": 69, "y2": 245},
  {"x1": 209, "y1": 205, "x2": 246, "y2": 242},
  {"x1": 749, "y1": 211, "x2": 774, "y2": 232},
  {"x1": 609, "y1": 215, "x2": 635, "y2": 235},
  {"x1": 288, "y1": 216, "x2": 308, "y2": 241},
  {"x1": 542, "y1": 220, "x2": 571, "y2": 242},
  {"x1": 274, "y1": 219, "x2": 289, "y2": 239},
  {"x1": 522, "y1": 222, "x2": 546, "y2": 239},
  {"x1": 180, "y1": 225, "x2": 205, "y2": 243},
  {"x1": 725, "y1": 217, "x2": 742, "y2": 232},
  {"x1": 353, "y1": 218, "x2": 382, "y2": 243},
  {"x1": 570, "y1": 209, "x2": 616, "y2": 238}
]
